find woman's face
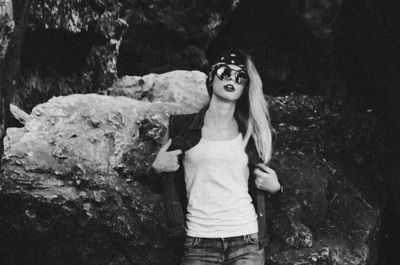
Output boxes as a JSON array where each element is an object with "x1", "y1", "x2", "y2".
[{"x1": 211, "y1": 64, "x2": 248, "y2": 102}]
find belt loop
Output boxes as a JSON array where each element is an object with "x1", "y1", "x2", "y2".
[{"x1": 193, "y1": 237, "x2": 201, "y2": 247}]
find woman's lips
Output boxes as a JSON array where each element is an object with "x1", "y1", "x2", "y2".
[{"x1": 224, "y1": 84, "x2": 235, "y2": 92}]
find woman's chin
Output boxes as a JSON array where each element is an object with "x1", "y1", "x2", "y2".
[{"x1": 214, "y1": 93, "x2": 241, "y2": 103}]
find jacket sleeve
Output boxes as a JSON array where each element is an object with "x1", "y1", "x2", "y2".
[
  {"x1": 141, "y1": 116, "x2": 173, "y2": 193},
  {"x1": 161, "y1": 114, "x2": 187, "y2": 236}
]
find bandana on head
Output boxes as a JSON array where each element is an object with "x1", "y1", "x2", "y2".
[{"x1": 211, "y1": 50, "x2": 247, "y2": 70}]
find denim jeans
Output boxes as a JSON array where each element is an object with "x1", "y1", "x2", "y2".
[{"x1": 181, "y1": 233, "x2": 265, "y2": 265}]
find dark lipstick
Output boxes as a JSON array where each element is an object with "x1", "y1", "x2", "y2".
[{"x1": 224, "y1": 84, "x2": 235, "y2": 92}]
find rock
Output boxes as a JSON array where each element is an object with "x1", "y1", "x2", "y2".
[
  {"x1": 263, "y1": 94, "x2": 381, "y2": 265},
  {"x1": 14, "y1": 0, "x2": 129, "y2": 111},
  {"x1": 1, "y1": 94, "x2": 193, "y2": 264},
  {"x1": 109, "y1": 70, "x2": 209, "y2": 113},
  {"x1": 10, "y1": 104, "x2": 30, "y2": 125},
  {"x1": 269, "y1": 94, "x2": 385, "y2": 204},
  {"x1": 0, "y1": 89, "x2": 380, "y2": 264},
  {"x1": 266, "y1": 152, "x2": 380, "y2": 265},
  {"x1": 268, "y1": 154, "x2": 329, "y2": 248},
  {"x1": 0, "y1": 0, "x2": 13, "y2": 59}
]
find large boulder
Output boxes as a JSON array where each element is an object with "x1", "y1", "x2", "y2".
[
  {"x1": 109, "y1": 70, "x2": 209, "y2": 113},
  {"x1": 1, "y1": 72, "x2": 380, "y2": 265},
  {"x1": 2, "y1": 94, "x2": 186, "y2": 264},
  {"x1": 265, "y1": 153, "x2": 379, "y2": 265},
  {"x1": 264, "y1": 95, "x2": 381, "y2": 264}
]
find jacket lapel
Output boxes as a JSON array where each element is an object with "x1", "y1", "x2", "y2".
[{"x1": 168, "y1": 105, "x2": 208, "y2": 152}]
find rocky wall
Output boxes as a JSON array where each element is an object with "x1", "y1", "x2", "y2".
[
  {"x1": 0, "y1": 0, "x2": 13, "y2": 60},
  {"x1": 13, "y1": 0, "x2": 128, "y2": 111},
  {"x1": 1, "y1": 71, "x2": 381, "y2": 265}
]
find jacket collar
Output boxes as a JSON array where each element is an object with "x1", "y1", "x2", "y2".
[
  {"x1": 188, "y1": 105, "x2": 208, "y2": 130},
  {"x1": 188, "y1": 104, "x2": 247, "y2": 135}
]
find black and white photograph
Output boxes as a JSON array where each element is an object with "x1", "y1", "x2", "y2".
[{"x1": 0, "y1": 0, "x2": 399, "y2": 264}]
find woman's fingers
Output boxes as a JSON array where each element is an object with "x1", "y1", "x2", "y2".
[
  {"x1": 152, "y1": 139, "x2": 182, "y2": 173},
  {"x1": 160, "y1": 138, "x2": 172, "y2": 151},
  {"x1": 169, "y1": 149, "x2": 182, "y2": 156},
  {"x1": 254, "y1": 168, "x2": 261, "y2": 175},
  {"x1": 160, "y1": 139, "x2": 182, "y2": 156},
  {"x1": 256, "y1": 163, "x2": 274, "y2": 174}
]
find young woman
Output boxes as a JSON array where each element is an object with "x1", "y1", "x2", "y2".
[{"x1": 150, "y1": 50, "x2": 282, "y2": 264}]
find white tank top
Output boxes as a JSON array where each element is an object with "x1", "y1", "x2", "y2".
[{"x1": 183, "y1": 133, "x2": 258, "y2": 238}]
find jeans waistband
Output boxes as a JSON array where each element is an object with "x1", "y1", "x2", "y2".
[{"x1": 187, "y1": 232, "x2": 258, "y2": 242}]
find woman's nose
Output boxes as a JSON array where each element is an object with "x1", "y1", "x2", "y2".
[{"x1": 227, "y1": 72, "x2": 235, "y2": 81}]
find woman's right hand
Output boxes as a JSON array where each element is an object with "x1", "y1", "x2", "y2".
[{"x1": 151, "y1": 138, "x2": 182, "y2": 173}]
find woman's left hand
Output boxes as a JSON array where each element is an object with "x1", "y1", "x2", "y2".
[{"x1": 254, "y1": 164, "x2": 281, "y2": 193}]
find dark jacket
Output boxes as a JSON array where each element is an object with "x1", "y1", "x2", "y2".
[{"x1": 155, "y1": 105, "x2": 270, "y2": 240}]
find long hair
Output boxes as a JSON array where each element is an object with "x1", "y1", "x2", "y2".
[
  {"x1": 241, "y1": 55, "x2": 273, "y2": 163},
  {"x1": 206, "y1": 51, "x2": 273, "y2": 163}
]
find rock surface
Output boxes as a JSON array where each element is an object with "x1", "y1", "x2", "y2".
[
  {"x1": 2, "y1": 94, "x2": 190, "y2": 264},
  {"x1": 109, "y1": 70, "x2": 209, "y2": 113},
  {"x1": 0, "y1": 0, "x2": 13, "y2": 59},
  {"x1": 265, "y1": 153, "x2": 379, "y2": 265},
  {"x1": 10, "y1": 104, "x2": 30, "y2": 125},
  {"x1": 1, "y1": 73, "x2": 380, "y2": 265},
  {"x1": 14, "y1": 0, "x2": 128, "y2": 111}
]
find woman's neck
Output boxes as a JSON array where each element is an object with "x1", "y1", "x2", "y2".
[{"x1": 204, "y1": 97, "x2": 236, "y2": 129}]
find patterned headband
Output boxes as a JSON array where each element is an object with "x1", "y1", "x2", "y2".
[{"x1": 211, "y1": 51, "x2": 247, "y2": 70}]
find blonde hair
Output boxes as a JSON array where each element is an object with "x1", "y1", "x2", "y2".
[{"x1": 240, "y1": 56, "x2": 273, "y2": 163}]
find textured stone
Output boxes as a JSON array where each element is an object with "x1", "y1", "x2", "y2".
[
  {"x1": 268, "y1": 154, "x2": 329, "y2": 248},
  {"x1": 266, "y1": 152, "x2": 379, "y2": 264},
  {"x1": 1, "y1": 94, "x2": 191, "y2": 264},
  {"x1": 0, "y1": 0, "x2": 13, "y2": 59},
  {"x1": 13, "y1": 0, "x2": 128, "y2": 111},
  {"x1": 109, "y1": 70, "x2": 209, "y2": 113},
  {"x1": 10, "y1": 104, "x2": 30, "y2": 125}
]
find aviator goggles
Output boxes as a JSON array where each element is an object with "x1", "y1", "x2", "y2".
[{"x1": 214, "y1": 64, "x2": 249, "y2": 85}]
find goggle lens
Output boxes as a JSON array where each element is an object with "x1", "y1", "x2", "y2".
[{"x1": 215, "y1": 65, "x2": 249, "y2": 85}]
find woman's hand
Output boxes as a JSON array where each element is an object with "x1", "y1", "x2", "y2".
[
  {"x1": 152, "y1": 139, "x2": 182, "y2": 173},
  {"x1": 254, "y1": 163, "x2": 281, "y2": 193}
]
